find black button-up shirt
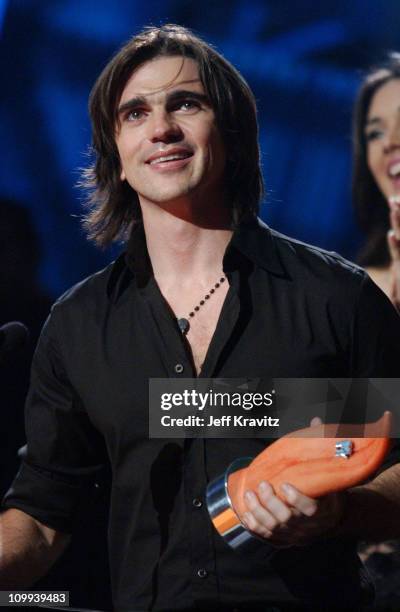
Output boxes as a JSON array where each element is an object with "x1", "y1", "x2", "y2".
[{"x1": 3, "y1": 218, "x2": 400, "y2": 611}]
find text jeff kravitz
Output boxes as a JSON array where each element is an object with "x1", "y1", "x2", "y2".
[{"x1": 160, "y1": 414, "x2": 280, "y2": 427}]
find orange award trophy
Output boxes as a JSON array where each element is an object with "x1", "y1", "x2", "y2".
[{"x1": 206, "y1": 412, "x2": 392, "y2": 549}]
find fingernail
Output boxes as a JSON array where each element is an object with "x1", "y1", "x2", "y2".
[
  {"x1": 245, "y1": 490, "x2": 253, "y2": 500},
  {"x1": 389, "y1": 195, "x2": 400, "y2": 207},
  {"x1": 388, "y1": 230, "x2": 400, "y2": 242},
  {"x1": 259, "y1": 481, "x2": 267, "y2": 492},
  {"x1": 281, "y1": 483, "x2": 292, "y2": 494}
]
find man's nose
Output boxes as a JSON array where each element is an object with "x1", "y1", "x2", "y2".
[{"x1": 148, "y1": 110, "x2": 183, "y2": 143}]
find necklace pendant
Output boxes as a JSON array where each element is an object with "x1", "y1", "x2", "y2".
[{"x1": 177, "y1": 317, "x2": 190, "y2": 335}]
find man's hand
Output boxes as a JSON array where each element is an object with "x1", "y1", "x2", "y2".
[
  {"x1": 388, "y1": 196, "x2": 400, "y2": 310},
  {"x1": 241, "y1": 415, "x2": 345, "y2": 547},
  {"x1": 241, "y1": 481, "x2": 346, "y2": 548}
]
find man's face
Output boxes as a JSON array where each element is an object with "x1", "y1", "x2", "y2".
[{"x1": 115, "y1": 56, "x2": 226, "y2": 210}]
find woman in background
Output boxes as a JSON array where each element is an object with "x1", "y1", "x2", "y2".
[
  {"x1": 352, "y1": 55, "x2": 400, "y2": 606},
  {"x1": 353, "y1": 53, "x2": 400, "y2": 310}
]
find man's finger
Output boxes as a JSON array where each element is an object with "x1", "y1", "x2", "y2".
[
  {"x1": 257, "y1": 481, "x2": 293, "y2": 522},
  {"x1": 242, "y1": 511, "x2": 272, "y2": 537},
  {"x1": 244, "y1": 488, "x2": 279, "y2": 532},
  {"x1": 245, "y1": 491, "x2": 279, "y2": 531},
  {"x1": 280, "y1": 483, "x2": 318, "y2": 517},
  {"x1": 310, "y1": 416, "x2": 323, "y2": 427}
]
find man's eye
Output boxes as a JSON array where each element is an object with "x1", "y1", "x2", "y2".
[
  {"x1": 177, "y1": 100, "x2": 200, "y2": 112},
  {"x1": 126, "y1": 109, "x2": 145, "y2": 121},
  {"x1": 365, "y1": 129, "x2": 384, "y2": 142}
]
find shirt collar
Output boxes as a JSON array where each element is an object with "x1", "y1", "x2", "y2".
[
  {"x1": 225, "y1": 217, "x2": 285, "y2": 276},
  {"x1": 107, "y1": 217, "x2": 286, "y2": 301}
]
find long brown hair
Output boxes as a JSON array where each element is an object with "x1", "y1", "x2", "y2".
[
  {"x1": 353, "y1": 53, "x2": 400, "y2": 267},
  {"x1": 81, "y1": 24, "x2": 264, "y2": 247}
]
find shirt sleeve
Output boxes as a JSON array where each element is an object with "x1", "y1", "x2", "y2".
[{"x1": 1, "y1": 307, "x2": 106, "y2": 533}]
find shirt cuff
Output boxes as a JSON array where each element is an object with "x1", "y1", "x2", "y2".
[{"x1": 1, "y1": 461, "x2": 90, "y2": 533}]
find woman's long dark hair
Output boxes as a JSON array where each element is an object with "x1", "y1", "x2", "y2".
[{"x1": 353, "y1": 53, "x2": 400, "y2": 267}]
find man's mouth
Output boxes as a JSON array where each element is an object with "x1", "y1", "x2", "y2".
[{"x1": 146, "y1": 150, "x2": 193, "y2": 165}]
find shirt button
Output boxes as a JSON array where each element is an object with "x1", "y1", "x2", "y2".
[
  {"x1": 192, "y1": 498, "x2": 202, "y2": 508},
  {"x1": 174, "y1": 363, "x2": 184, "y2": 374},
  {"x1": 197, "y1": 568, "x2": 208, "y2": 578}
]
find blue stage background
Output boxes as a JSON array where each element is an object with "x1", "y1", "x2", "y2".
[
  {"x1": 2, "y1": 4, "x2": 400, "y2": 607},
  {"x1": 1, "y1": 0, "x2": 400, "y2": 297}
]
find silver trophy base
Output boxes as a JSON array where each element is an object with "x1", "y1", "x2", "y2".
[{"x1": 206, "y1": 456, "x2": 267, "y2": 551}]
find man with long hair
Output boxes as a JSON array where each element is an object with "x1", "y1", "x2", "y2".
[{"x1": 1, "y1": 25, "x2": 400, "y2": 611}]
